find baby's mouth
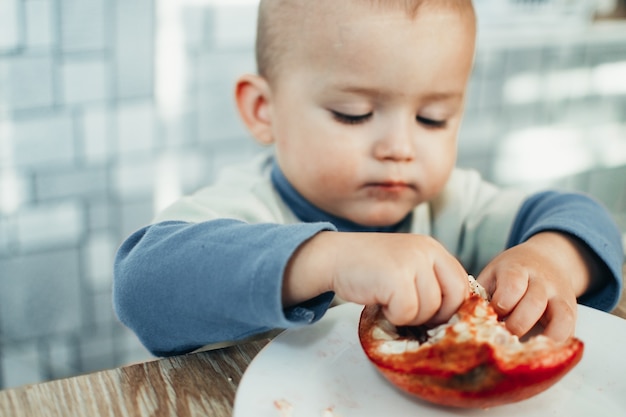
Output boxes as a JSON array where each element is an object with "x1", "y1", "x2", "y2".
[
  {"x1": 364, "y1": 181, "x2": 416, "y2": 198},
  {"x1": 367, "y1": 181, "x2": 414, "y2": 190}
]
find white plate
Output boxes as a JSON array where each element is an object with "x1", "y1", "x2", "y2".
[{"x1": 234, "y1": 303, "x2": 626, "y2": 417}]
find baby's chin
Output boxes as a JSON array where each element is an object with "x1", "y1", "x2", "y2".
[{"x1": 346, "y1": 207, "x2": 413, "y2": 228}]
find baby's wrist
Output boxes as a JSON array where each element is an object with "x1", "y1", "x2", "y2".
[
  {"x1": 282, "y1": 231, "x2": 336, "y2": 307},
  {"x1": 526, "y1": 231, "x2": 599, "y2": 297}
]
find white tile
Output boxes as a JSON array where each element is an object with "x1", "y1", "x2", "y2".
[
  {"x1": 157, "y1": 114, "x2": 194, "y2": 147},
  {"x1": 113, "y1": 157, "x2": 155, "y2": 199},
  {"x1": 210, "y1": 140, "x2": 263, "y2": 178},
  {"x1": 119, "y1": 198, "x2": 155, "y2": 237},
  {"x1": 25, "y1": 0, "x2": 54, "y2": 49},
  {"x1": 87, "y1": 200, "x2": 112, "y2": 232},
  {"x1": 35, "y1": 168, "x2": 107, "y2": 201},
  {"x1": 588, "y1": 124, "x2": 626, "y2": 167},
  {"x1": 586, "y1": 165, "x2": 626, "y2": 213},
  {"x1": 16, "y1": 201, "x2": 84, "y2": 250},
  {"x1": 82, "y1": 105, "x2": 112, "y2": 163},
  {"x1": 114, "y1": 0, "x2": 153, "y2": 98},
  {"x1": 60, "y1": 0, "x2": 107, "y2": 52},
  {"x1": 0, "y1": 122, "x2": 11, "y2": 165},
  {"x1": 177, "y1": 151, "x2": 212, "y2": 192},
  {"x1": 213, "y1": 4, "x2": 257, "y2": 49},
  {"x1": 0, "y1": 344, "x2": 43, "y2": 389},
  {"x1": 0, "y1": 55, "x2": 55, "y2": 111},
  {"x1": 0, "y1": 169, "x2": 28, "y2": 215},
  {"x1": 153, "y1": 150, "x2": 213, "y2": 211},
  {"x1": 197, "y1": 50, "x2": 255, "y2": 86},
  {"x1": 85, "y1": 233, "x2": 115, "y2": 291},
  {"x1": 193, "y1": 51, "x2": 254, "y2": 143},
  {"x1": 115, "y1": 101, "x2": 156, "y2": 155},
  {"x1": 78, "y1": 328, "x2": 117, "y2": 373},
  {"x1": 61, "y1": 57, "x2": 109, "y2": 105},
  {"x1": 0, "y1": 0, "x2": 20, "y2": 52},
  {"x1": 196, "y1": 86, "x2": 249, "y2": 142},
  {"x1": 10, "y1": 111, "x2": 75, "y2": 169},
  {"x1": 0, "y1": 249, "x2": 82, "y2": 341},
  {"x1": 117, "y1": 325, "x2": 153, "y2": 363},
  {"x1": 181, "y1": 6, "x2": 207, "y2": 48},
  {"x1": 91, "y1": 291, "x2": 115, "y2": 326},
  {"x1": 563, "y1": 99, "x2": 621, "y2": 126},
  {"x1": 0, "y1": 217, "x2": 11, "y2": 255},
  {"x1": 46, "y1": 338, "x2": 78, "y2": 380}
]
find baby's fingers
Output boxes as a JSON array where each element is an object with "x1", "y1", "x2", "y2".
[
  {"x1": 382, "y1": 264, "x2": 441, "y2": 326},
  {"x1": 480, "y1": 267, "x2": 529, "y2": 317},
  {"x1": 428, "y1": 256, "x2": 469, "y2": 324},
  {"x1": 541, "y1": 298, "x2": 577, "y2": 342},
  {"x1": 502, "y1": 283, "x2": 547, "y2": 337}
]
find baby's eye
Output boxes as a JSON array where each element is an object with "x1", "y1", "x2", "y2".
[
  {"x1": 417, "y1": 116, "x2": 447, "y2": 129},
  {"x1": 331, "y1": 110, "x2": 373, "y2": 125}
]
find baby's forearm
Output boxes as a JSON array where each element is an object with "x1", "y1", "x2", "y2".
[{"x1": 114, "y1": 219, "x2": 334, "y2": 356}]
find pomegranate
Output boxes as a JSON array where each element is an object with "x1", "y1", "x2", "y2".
[{"x1": 358, "y1": 277, "x2": 584, "y2": 408}]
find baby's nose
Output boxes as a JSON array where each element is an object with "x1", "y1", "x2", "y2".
[{"x1": 373, "y1": 124, "x2": 416, "y2": 161}]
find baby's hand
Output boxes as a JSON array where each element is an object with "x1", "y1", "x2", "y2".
[
  {"x1": 477, "y1": 232, "x2": 595, "y2": 342},
  {"x1": 283, "y1": 232, "x2": 469, "y2": 326}
]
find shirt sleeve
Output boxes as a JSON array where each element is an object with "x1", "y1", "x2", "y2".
[
  {"x1": 113, "y1": 219, "x2": 336, "y2": 357},
  {"x1": 507, "y1": 191, "x2": 624, "y2": 312}
]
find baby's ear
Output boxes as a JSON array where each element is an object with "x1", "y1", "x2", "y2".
[{"x1": 235, "y1": 74, "x2": 274, "y2": 145}]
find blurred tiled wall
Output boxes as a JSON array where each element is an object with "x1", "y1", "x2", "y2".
[
  {"x1": 458, "y1": 23, "x2": 626, "y2": 231},
  {"x1": 0, "y1": 0, "x2": 262, "y2": 389},
  {"x1": 0, "y1": 0, "x2": 625, "y2": 389},
  {"x1": 0, "y1": 0, "x2": 158, "y2": 388}
]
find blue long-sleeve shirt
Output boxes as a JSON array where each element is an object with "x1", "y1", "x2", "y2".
[{"x1": 113, "y1": 155, "x2": 623, "y2": 356}]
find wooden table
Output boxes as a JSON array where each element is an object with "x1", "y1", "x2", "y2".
[
  {"x1": 0, "y1": 340, "x2": 272, "y2": 417},
  {"x1": 1, "y1": 278, "x2": 625, "y2": 417}
]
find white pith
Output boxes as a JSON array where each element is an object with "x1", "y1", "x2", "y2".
[{"x1": 374, "y1": 276, "x2": 552, "y2": 356}]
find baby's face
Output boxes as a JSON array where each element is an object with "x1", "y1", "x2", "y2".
[{"x1": 268, "y1": 3, "x2": 476, "y2": 227}]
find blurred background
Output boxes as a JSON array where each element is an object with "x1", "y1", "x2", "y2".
[{"x1": 0, "y1": 0, "x2": 625, "y2": 389}]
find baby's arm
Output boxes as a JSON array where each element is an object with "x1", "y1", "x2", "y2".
[
  {"x1": 113, "y1": 219, "x2": 335, "y2": 356},
  {"x1": 478, "y1": 191, "x2": 623, "y2": 341},
  {"x1": 114, "y1": 219, "x2": 471, "y2": 356},
  {"x1": 283, "y1": 232, "x2": 470, "y2": 327}
]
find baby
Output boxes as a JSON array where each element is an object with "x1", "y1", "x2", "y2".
[{"x1": 113, "y1": 0, "x2": 623, "y2": 356}]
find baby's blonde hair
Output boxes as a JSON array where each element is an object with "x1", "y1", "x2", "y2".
[{"x1": 255, "y1": 0, "x2": 475, "y2": 83}]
